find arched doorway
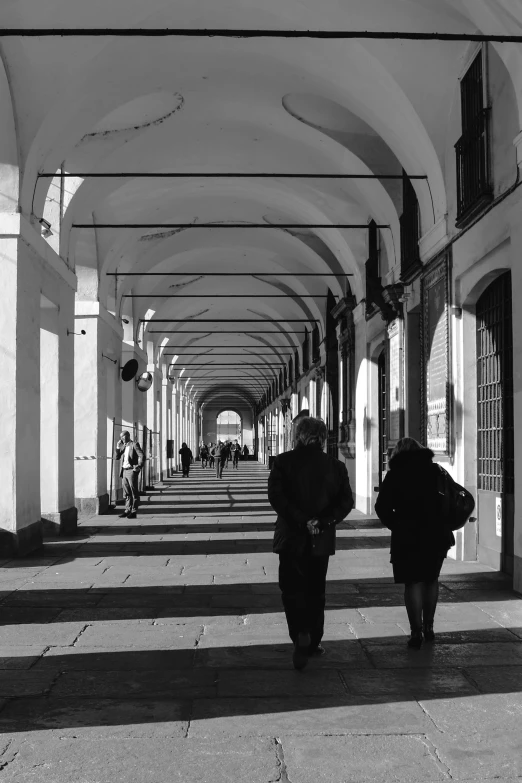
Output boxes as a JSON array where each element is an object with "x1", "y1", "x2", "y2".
[
  {"x1": 216, "y1": 410, "x2": 242, "y2": 442},
  {"x1": 476, "y1": 271, "x2": 514, "y2": 573}
]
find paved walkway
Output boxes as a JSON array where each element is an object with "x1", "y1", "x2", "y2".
[{"x1": 0, "y1": 461, "x2": 521, "y2": 782}]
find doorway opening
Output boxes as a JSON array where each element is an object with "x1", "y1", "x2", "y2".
[
  {"x1": 476, "y1": 271, "x2": 514, "y2": 573},
  {"x1": 216, "y1": 410, "x2": 242, "y2": 442}
]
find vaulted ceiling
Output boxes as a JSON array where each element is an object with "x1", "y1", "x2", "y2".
[{"x1": 1, "y1": 0, "x2": 521, "y2": 409}]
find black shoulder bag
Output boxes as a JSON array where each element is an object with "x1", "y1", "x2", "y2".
[{"x1": 436, "y1": 465, "x2": 475, "y2": 531}]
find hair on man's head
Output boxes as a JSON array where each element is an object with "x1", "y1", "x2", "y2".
[{"x1": 294, "y1": 416, "x2": 327, "y2": 448}]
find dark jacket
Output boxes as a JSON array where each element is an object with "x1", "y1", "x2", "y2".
[
  {"x1": 179, "y1": 446, "x2": 193, "y2": 465},
  {"x1": 374, "y1": 448, "x2": 455, "y2": 561},
  {"x1": 268, "y1": 444, "x2": 354, "y2": 556},
  {"x1": 115, "y1": 440, "x2": 144, "y2": 478}
]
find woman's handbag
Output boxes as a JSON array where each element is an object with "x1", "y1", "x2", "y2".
[{"x1": 436, "y1": 465, "x2": 475, "y2": 531}]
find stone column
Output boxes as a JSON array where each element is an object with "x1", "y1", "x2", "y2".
[
  {"x1": 40, "y1": 291, "x2": 77, "y2": 535},
  {"x1": 0, "y1": 219, "x2": 77, "y2": 552},
  {"x1": 74, "y1": 302, "x2": 123, "y2": 516},
  {"x1": 508, "y1": 190, "x2": 522, "y2": 592},
  {"x1": 161, "y1": 373, "x2": 170, "y2": 479},
  {"x1": 0, "y1": 233, "x2": 42, "y2": 553}
]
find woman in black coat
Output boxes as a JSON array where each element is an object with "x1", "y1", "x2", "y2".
[
  {"x1": 268, "y1": 416, "x2": 354, "y2": 670},
  {"x1": 375, "y1": 437, "x2": 454, "y2": 649}
]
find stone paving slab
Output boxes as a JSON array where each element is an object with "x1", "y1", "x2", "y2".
[
  {"x1": 51, "y1": 669, "x2": 217, "y2": 699},
  {"x1": 0, "y1": 623, "x2": 86, "y2": 647},
  {"x1": 0, "y1": 671, "x2": 57, "y2": 698},
  {"x1": 0, "y1": 697, "x2": 191, "y2": 738},
  {"x1": 0, "y1": 737, "x2": 279, "y2": 783},
  {"x1": 339, "y1": 669, "x2": 479, "y2": 698},
  {"x1": 0, "y1": 648, "x2": 49, "y2": 670},
  {"x1": 279, "y1": 735, "x2": 446, "y2": 782},
  {"x1": 217, "y1": 668, "x2": 346, "y2": 698},
  {"x1": 189, "y1": 696, "x2": 436, "y2": 738},
  {"x1": 73, "y1": 623, "x2": 201, "y2": 649},
  {"x1": 365, "y1": 641, "x2": 522, "y2": 668},
  {"x1": 34, "y1": 647, "x2": 196, "y2": 671}
]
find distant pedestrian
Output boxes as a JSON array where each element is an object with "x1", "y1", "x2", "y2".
[
  {"x1": 211, "y1": 441, "x2": 225, "y2": 478},
  {"x1": 242, "y1": 445, "x2": 249, "y2": 460},
  {"x1": 231, "y1": 440, "x2": 241, "y2": 469},
  {"x1": 179, "y1": 442, "x2": 193, "y2": 477},
  {"x1": 268, "y1": 416, "x2": 354, "y2": 670},
  {"x1": 200, "y1": 443, "x2": 209, "y2": 468},
  {"x1": 375, "y1": 437, "x2": 455, "y2": 649},
  {"x1": 222, "y1": 441, "x2": 231, "y2": 470},
  {"x1": 208, "y1": 442, "x2": 215, "y2": 468},
  {"x1": 115, "y1": 430, "x2": 144, "y2": 519}
]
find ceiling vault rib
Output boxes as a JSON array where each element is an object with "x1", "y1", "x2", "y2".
[
  {"x1": 73, "y1": 223, "x2": 388, "y2": 229},
  {"x1": 150, "y1": 330, "x2": 310, "y2": 334},
  {"x1": 108, "y1": 272, "x2": 353, "y2": 276},
  {"x1": 6, "y1": 30, "x2": 522, "y2": 42},
  {"x1": 40, "y1": 172, "x2": 426, "y2": 179},
  {"x1": 125, "y1": 294, "x2": 330, "y2": 298}
]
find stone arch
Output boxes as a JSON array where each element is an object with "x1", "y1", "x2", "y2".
[{"x1": 0, "y1": 50, "x2": 19, "y2": 214}]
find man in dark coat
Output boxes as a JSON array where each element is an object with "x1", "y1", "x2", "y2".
[
  {"x1": 179, "y1": 442, "x2": 193, "y2": 478},
  {"x1": 268, "y1": 416, "x2": 354, "y2": 669},
  {"x1": 115, "y1": 430, "x2": 144, "y2": 519}
]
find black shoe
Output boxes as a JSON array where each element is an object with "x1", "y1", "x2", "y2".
[
  {"x1": 292, "y1": 632, "x2": 311, "y2": 671},
  {"x1": 127, "y1": 512, "x2": 137, "y2": 519},
  {"x1": 407, "y1": 630, "x2": 423, "y2": 649},
  {"x1": 118, "y1": 512, "x2": 128, "y2": 518},
  {"x1": 423, "y1": 626, "x2": 435, "y2": 642},
  {"x1": 309, "y1": 644, "x2": 326, "y2": 657}
]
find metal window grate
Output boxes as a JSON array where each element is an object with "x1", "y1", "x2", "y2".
[
  {"x1": 476, "y1": 272, "x2": 514, "y2": 493},
  {"x1": 455, "y1": 51, "x2": 492, "y2": 220},
  {"x1": 378, "y1": 350, "x2": 388, "y2": 482},
  {"x1": 400, "y1": 173, "x2": 420, "y2": 277}
]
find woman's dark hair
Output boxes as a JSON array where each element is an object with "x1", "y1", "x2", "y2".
[
  {"x1": 181, "y1": 442, "x2": 187, "y2": 448},
  {"x1": 391, "y1": 437, "x2": 424, "y2": 458}
]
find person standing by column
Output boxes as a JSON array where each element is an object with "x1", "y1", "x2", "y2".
[
  {"x1": 242, "y1": 444, "x2": 249, "y2": 461},
  {"x1": 179, "y1": 442, "x2": 193, "y2": 478},
  {"x1": 115, "y1": 430, "x2": 144, "y2": 519},
  {"x1": 268, "y1": 417, "x2": 354, "y2": 670}
]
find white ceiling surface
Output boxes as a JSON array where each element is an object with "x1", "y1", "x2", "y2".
[{"x1": 2, "y1": 0, "x2": 521, "y2": 405}]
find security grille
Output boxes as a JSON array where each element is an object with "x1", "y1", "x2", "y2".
[
  {"x1": 455, "y1": 50, "x2": 492, "y2": 220},
  {"x1": 378, "y1": 349, "x2": 388, "y2": 482},
  {"x1": 476, "y1": 272, "x2": 514, "y2": 493}
]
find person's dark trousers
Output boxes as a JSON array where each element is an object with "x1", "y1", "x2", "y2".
[
  {"x1": 216, "y1": 459, "x2": 224, "y2": 478},
  {"x1": 278, "y1": 548, "x2": 330, "y2": 650},
  {"x1": 233, "y1": 454, "x2": 239, "y2": 469},
  {"x1": 182, "y1": 462, "x2": 190, "y2": 477},
  {"x1": 122, "y1": 468, "x2": 140, "y2": 514}
]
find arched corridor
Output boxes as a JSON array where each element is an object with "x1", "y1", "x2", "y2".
[{"x1": 2, "y1": 2, "x2": 522, "y2": 774}]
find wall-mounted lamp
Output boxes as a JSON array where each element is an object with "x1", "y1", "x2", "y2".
[
  {"x1": 39, "y1": 218, "x2": 53, "y2": 238},
  {"x1": 121, "y1": 318, "x2": 129, "y2": 324},
  {"x1": 67, "y1": 329, "x2": 86, "y2": 336},
  {"x1": 136, "y1": 372, "x2": 153, "y2": 392}
]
